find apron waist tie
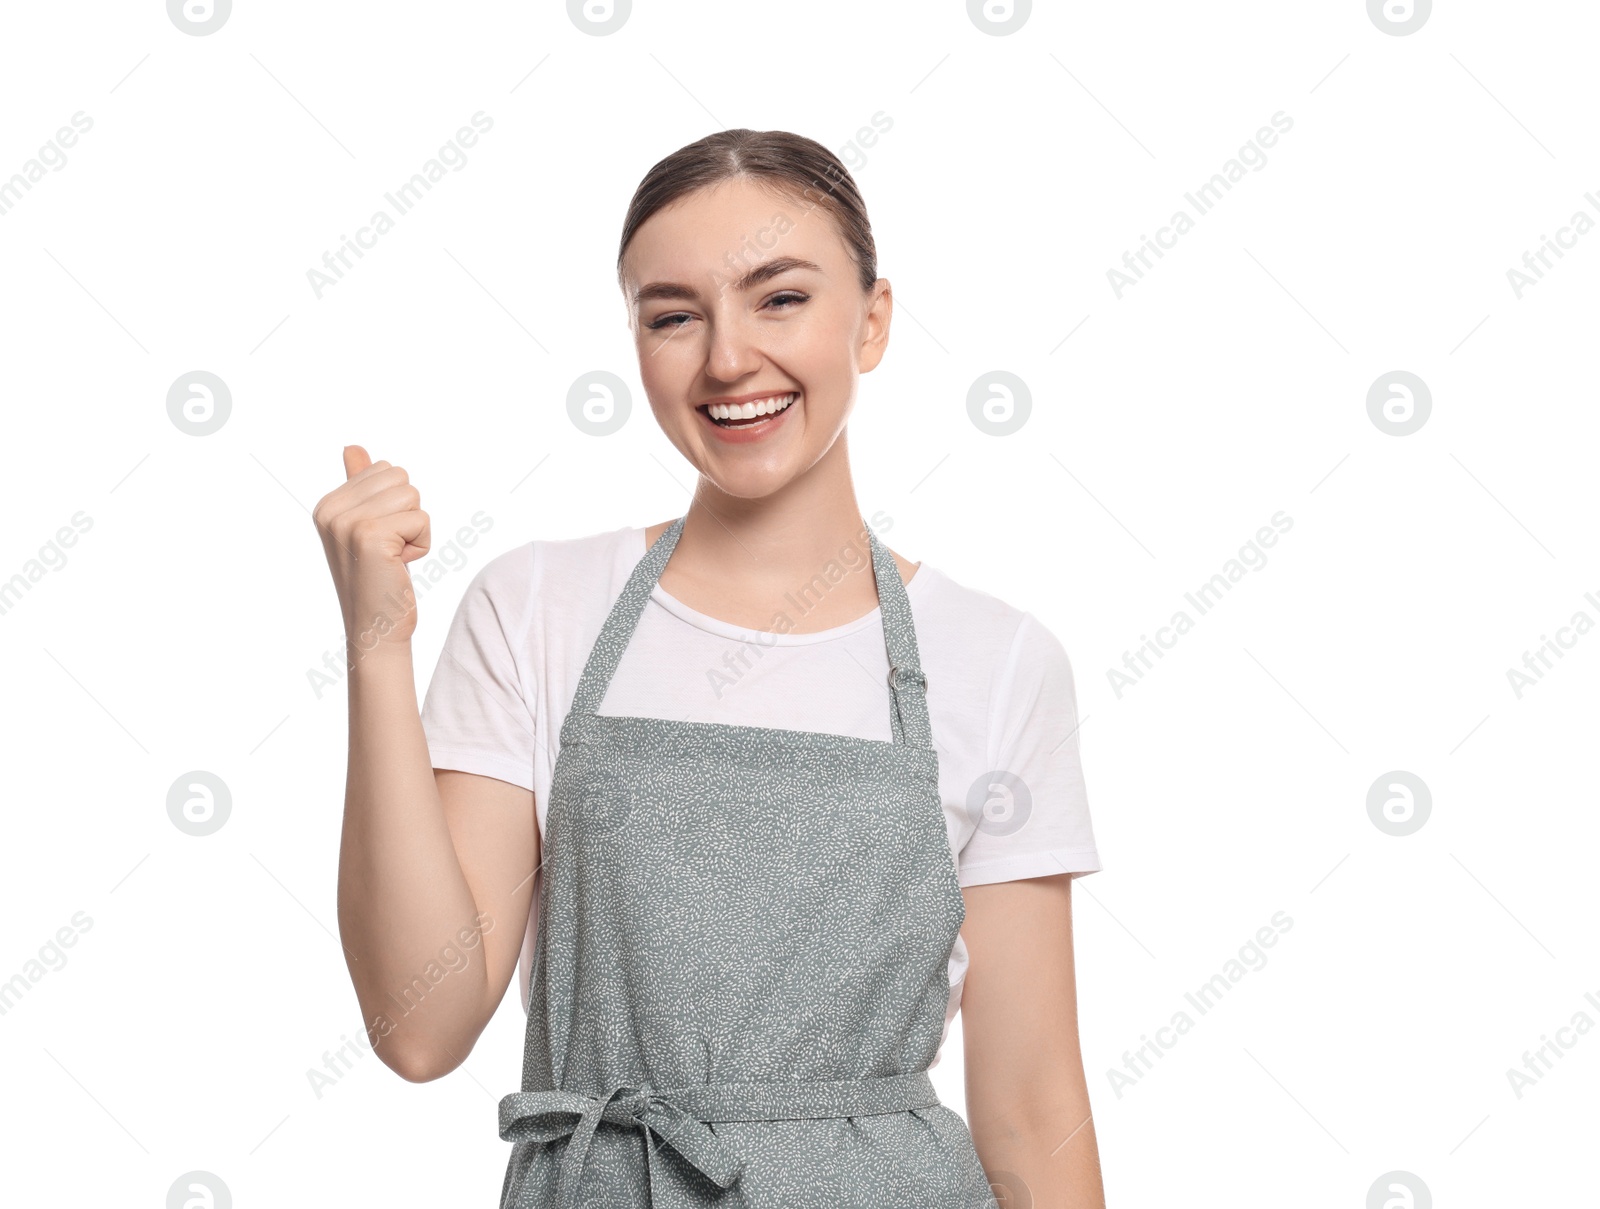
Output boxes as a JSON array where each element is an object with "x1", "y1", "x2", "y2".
[{"x1": 498, "y1": 1068, "x2": 940, "y2": 1208}]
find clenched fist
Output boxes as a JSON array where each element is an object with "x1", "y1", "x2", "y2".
[{"x1": 313, "y1": 446, "x2": 432, "y2": 648}]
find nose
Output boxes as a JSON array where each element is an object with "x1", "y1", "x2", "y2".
[{"x1": 702, "y1": 308, "x2": 765, "y2": 384}]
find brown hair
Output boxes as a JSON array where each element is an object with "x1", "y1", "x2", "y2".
[{"x1": 616, "y1": 129, "x2": 878, "y2": 296}]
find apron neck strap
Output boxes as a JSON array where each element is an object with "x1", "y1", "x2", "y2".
[
  {"x1": 565, "y1": 516, "x2": 932, "y2": 749},
  {"x1": 866, "y1": 521, "x2": 933, "y2": 748}
]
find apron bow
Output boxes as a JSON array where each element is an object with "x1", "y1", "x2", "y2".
[{"x1": 499, "y1": 1083, "x2": 747, "y2": 1207}]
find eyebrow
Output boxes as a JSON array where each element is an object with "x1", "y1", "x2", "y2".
[{"x1": 632, "y1": 256, "x2": 823, "y2": 306}]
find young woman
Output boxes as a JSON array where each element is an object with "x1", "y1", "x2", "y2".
[{"x1": 318, "y1": 129, "x2": 1105, "y2": 1208}]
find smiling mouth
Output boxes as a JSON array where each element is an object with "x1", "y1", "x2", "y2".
[{"x1": 698, "y1": 391, "x2": 799, "y2": 428}]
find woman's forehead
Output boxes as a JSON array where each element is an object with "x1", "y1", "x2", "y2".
[{"x1": 624, "y1": 186, "x2": 845, "y2": 287}]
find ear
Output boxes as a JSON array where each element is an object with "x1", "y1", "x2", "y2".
[{"x1": 857, "y1": 278, "x2": 892, "y2": 373}]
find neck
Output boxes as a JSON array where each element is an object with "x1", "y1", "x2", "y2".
[{"x1": 658, "y1": 431, "x2": 898, "y2": 633}]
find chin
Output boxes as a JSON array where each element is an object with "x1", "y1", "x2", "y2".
[{"x1": 694, "y1": 467, "x2": 799, "y2": 501}]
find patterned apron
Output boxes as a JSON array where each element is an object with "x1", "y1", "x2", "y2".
[{"x1": 496, "y1": 515, "x2": 997, "y2": 1208}]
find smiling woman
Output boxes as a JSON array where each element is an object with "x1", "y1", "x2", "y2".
[
  {"x1": 615, "y1": 135, "x2": 893, "y2": 507},
  {"x1": 318, "y1": 127, "x2": 1105, "y2": 1209}
]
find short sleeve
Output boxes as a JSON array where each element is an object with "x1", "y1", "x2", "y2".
[
  {"x1": 418, "y1": 546, "x2": 537, "y2": 792},
  {"x1": 957, "y1": 612, "x2": 1102, "y2": 887}
]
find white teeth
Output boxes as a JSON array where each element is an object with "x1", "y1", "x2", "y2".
[{"x1": 706, "y1": 392, "x2": 797, "y2": 422}]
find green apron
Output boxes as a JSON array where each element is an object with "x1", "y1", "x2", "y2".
[{"x1": 497, "y1": 515, "x2": 996, "y2": 1207}]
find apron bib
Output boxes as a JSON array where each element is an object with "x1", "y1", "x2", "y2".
[{"x1": 496, "y1": 516, "x2": 996, "y2": 1208}]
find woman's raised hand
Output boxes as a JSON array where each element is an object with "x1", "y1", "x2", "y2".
[{"x1": 312, "y1": 445, "x2": 432, "y2": 646}]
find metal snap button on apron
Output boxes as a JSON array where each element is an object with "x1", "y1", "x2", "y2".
[
  {"x1": 496, "y1": 516, "x2": 998, "y2": 1208},
  {"x1": 888, "y1": 663, "x2": 927, "y2": 693}
]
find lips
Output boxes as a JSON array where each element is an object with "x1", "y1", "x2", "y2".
[
  {"x1": 694, "y1": 391, "x2": 799, "y2": 442},
  {"x1": 698, "y1": 391, "x2": 798, "y2": 426}
]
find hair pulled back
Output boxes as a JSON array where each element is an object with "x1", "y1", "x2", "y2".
[{"x1": 617, "y1": 128, "x2": 878, "y2": 295}]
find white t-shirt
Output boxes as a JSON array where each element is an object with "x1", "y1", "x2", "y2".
[{"x1": 419, "y1": 522, "x2": 1102, "y2": 1069}]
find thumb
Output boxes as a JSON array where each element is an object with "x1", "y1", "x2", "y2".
[{"x1": 343, "y1": 445, "x2": 372, "y2": 480}]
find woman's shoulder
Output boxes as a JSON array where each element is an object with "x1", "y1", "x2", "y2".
[
  {"x1": 528, "y1": 521, "x2": 648, "y2": 567},
  {"x1": 911, "y1": 561, "x2": 1075, "y2": 674},
  {"x1": 463, "y1": 522, "x2": 645, "y2": 604}
]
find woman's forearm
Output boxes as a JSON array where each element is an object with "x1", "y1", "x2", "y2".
[
  {"x1": 972, "y1": 1100, "x2": 1106, "y2": 1209},
  {"x1": 336, "y1": 637, "x2": 490, "y2": 1081}
]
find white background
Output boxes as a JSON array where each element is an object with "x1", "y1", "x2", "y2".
[{"x1": 1, "y1": 1, "x2": 1595, "y2": 1205}]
